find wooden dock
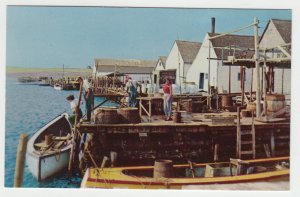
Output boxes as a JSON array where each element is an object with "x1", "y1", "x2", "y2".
[{"x1": 76, "y1": 111, "x2": 290, "y2": 173}]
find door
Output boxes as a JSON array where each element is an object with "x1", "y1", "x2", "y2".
[{"x1": 199, "y1": 73, "x2": 204, "y2": 89}]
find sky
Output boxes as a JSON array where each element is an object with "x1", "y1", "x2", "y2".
[{"x1": 6, "y1": 6, "x2": 291, "y2": 68}]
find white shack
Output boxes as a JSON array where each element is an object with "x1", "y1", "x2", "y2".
[
  {"x1": 93, "y1": 58, "x2": 156, "y2": 82},
  {"x1": 259, "y1": 19, "x2": 291, "y2": 95},
  {"x1": 163, "y1": 40, "x2": 201, "y2": 90},
  {"x1": 186, "y1": 33, "x2": 255, "y2": 94}
]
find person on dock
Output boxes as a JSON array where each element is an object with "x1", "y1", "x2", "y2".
[
  {"x1": 162, "y1": 78, "x2": 173, "y2": 121},
  {"x1": 77, "y1": 76, "x2": 94, "y2": 121},
  {"x1": 66, "y1": 94, "x2": 83, "y2": 125},
  {"x1": 126, "y1": 77, "x2": 140, "y2": 107}
]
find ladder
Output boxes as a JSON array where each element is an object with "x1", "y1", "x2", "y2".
[{"x1": 236, "y1": 107, "x2": 256, "y2": 159}]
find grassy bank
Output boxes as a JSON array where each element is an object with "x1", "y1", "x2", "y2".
[
  {"x1": 6, "y1": 66, "x2": 92, "y2": 78},
  {"x1": 6, "y1": 66, "x2": 91, "y2": 73}
]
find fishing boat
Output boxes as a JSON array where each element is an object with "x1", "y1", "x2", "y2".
[
  {"x1": 38, "y1": 77, "x2": 50, "y2": 86},
  {"x1": 81, "y1": 156, "x2": 289, "y2": 189},
  {"x1": 53, "y1": 83, "x2": 63, "y2": 90},
  {"x1": 26, "y1": 113, "x2": 73, "y2": 181}
]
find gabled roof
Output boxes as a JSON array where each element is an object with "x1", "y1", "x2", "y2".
[
  {"x1": 94, "y1": 58, "x2": 156, "y2": 74},
  {"x1": 175, "y1": 40, "x2": 202, "y2": 64},
  {"x1": 263, "y1": 19, "x2": 291, "y2": 44},
  {"x1": 208, "y1": 33, "x2": 255, "y2": 59},
  {"x1": 155, "y1": 56, "x2": 167, "y2": 70}
]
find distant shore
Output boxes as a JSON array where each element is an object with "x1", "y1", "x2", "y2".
[{"x1": 6, "y1": 66, "x2": 92, "y2": 78}]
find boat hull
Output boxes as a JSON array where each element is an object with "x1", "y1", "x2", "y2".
[
  {"x1": 26, "y1": 113, "x2": 72, "y2": 181},
  {"x1": 26, "y1": 148, "x2": 71, "y2": 181},
  {"x1": 81, "y1": 156, "x2": 289, "y2": 189}
]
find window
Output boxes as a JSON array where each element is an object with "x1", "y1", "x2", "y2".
[
  {"x1": 238, "y1": 72, "x2": 246, "y2": 81},
  {"x1": 205, "y1": 73, "x2": 208, "y2": 79}
]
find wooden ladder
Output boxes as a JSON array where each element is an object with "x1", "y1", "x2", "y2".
[{"x1": 237, "y1": 107, "x2": 256, "y2": 159}]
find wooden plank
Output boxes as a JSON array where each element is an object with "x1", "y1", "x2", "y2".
[{"x1": 263, "y1": 144, "x2": 271, "y2": 158}]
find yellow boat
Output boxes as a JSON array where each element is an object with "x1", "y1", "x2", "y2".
[{"x1": 81, "y1": 156, "x2": 289, "y2": 189}]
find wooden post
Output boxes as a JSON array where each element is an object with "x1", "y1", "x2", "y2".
[
  {"x1": 254, "y1": 17, "x2": 261, "y2": 118},
  {"x1": 14, "y1": 134, "x2": 28, "y2": 187},
  {"x1": 250, "y1": 68, "x2": 253, "y2": 102},
  {"x1": 241, "y1": 66, "x2": 245, "y2": 106},
  {"x1": 214, "y1": 144, "x2": 219, "y2": 162},
  {"x1": 270, "y1": 131, "x2": 276, "y2": 157},
  {"x1": 236, "y1": 107, "x2": 241, "y2": 158},
  {"x1": 68, "y1": 81, "x2": 83, "y2": 173}
]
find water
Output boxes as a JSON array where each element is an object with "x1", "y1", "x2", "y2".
[{"x1": 4, "y1": 77, "x2": 113, "y2": 188}]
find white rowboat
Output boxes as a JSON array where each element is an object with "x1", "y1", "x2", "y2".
[{"x1": 26, "y1": 113, "x2": 72, "y2": 181}]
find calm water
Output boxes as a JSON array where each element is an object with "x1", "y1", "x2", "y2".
[{"x1": 5, "y1": 77, "x2": 111, "y2": 188}]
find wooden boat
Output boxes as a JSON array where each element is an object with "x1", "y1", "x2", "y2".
[
  {"x1": 26, "y1": 113, "x2": 73, "y2": 181},
  {"x1": 81, "y1": 156, "x2": 289, "y2": 189}
]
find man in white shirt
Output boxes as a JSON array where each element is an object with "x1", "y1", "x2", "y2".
[
  {"x1": 77, "y1": 77, "x2": 94, "y2": 121},
  {"x1": 66, "y1": 94, "x2": 83, "y2": 124}
]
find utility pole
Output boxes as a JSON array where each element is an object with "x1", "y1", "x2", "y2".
[{"x1": 254, "y1": 17, "x2": 261, "y2": 118}]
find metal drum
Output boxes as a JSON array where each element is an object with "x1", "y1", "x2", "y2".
[
  {"x1": 153, "y1": 160, "x2": 174, "y2": 179},
  {"x1": 222, "y1": 95, "x2": 233, "y2": 107},
  {"x1": 266, "y1": 94, "x2": 285, "y2": 112}
]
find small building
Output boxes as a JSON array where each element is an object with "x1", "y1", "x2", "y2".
[
  {"x1": 186, "y1": 33, "x2": 254, "y2": 94},
  {"x1": 259, "y1": 19, "x2": 291, "y2": 96},
  {"x1": 93, "y1": 58, "x2": 156, "y2": 82},
  {"x1": 152, "y1": 56, "x2": 167, "y2": 86},
  {"x1": 163, "y1": 40, "x2": 201, "y2": 88}
]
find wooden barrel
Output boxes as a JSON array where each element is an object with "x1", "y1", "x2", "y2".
[
  {"x1": 240, "y1": 109, "x2": 252, "y2": 118},
  {"x1": 193, "y1": 101, "x2": 204, "y2": 113},
  {"x1": 94, "y1": 108, "x2": 119, "y2": 124},
  {"x1": 173, "y1": 111, "x2": 181, "y2": 123},
  {"x1": 266, "y1": 94, "x2": 285, "y2": 112},
  {"x1": 181, "y1": 99, "x2": 193, "y2": 112},
  {"x1": 246, "y1": 102, "x2": 256, "y2": 112},
  {"x1": 222, "y1": 95, "x2": 233, "y2": 107},
  {"x1": 153, "y1": 160, "x2": 173, "y2": 178},
  {"x1": 117, "y1": 108, "x2": 141, "y2": 124}
]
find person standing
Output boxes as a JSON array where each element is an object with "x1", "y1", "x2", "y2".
[
  {"x1": 77, "y1": 76, "x2": 94, "y2": 121},
  {"x1": 162, "y1": 78, "x2": 173, "y2": 121},
  {"x1": 126, "y1": 77, "x2": 140, "y2": 107}
]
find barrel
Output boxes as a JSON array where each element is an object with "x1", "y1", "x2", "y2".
[
  {"x1": 222, "y1": 95, "x2": 233, "y2": 107},
  {"x1": 181, "y1": 99, "x2": 193, "y2": 112},
  {"x1": 153, "y1": 160, "x2": 173, "y2": 179},
  {"x1": 173, "y1": 111, "x2": 181, "y2": 123},
  {"x1": 266, "y1": 94, "x2": 285, "y2": 112},
  {"x1": 246, "y1": 102, "x2": 255, "y2": 111},
  {"x1": 117, "y1": 108, "x2": 141, "y2": 124},
  {"x1": 94, "y1": 108, "x2": 119, "y2": 124}
]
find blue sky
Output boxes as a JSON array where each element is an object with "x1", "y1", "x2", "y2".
[{"x1": 6, "y1": 6, "x2": 291, "y2": 68}]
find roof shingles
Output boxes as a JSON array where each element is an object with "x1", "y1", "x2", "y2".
[{"x1": 175, "y1": 40, "x2": 201, "y2": 64}]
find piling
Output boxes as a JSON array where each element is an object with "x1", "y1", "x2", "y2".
[{"x1": 14, "y1": 133, "x2": 28, "y2": 187}]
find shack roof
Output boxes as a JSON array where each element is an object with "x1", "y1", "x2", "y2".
[
  {"x1": 260, "y1": 19, "x2": 292, "y2": 44},
  {"x1": 208, "y1": 33, "x2": 255, "y2": 59},
  {"x1": 94, "y1": 58, "x2": 156, "y2": 74},
  {"x1": 175, "y1": 40, "x2": 202, "y2": 64}
]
